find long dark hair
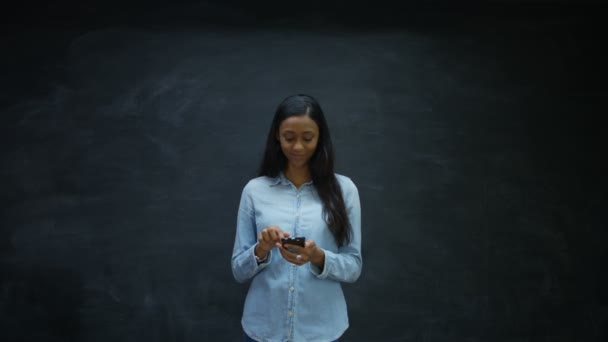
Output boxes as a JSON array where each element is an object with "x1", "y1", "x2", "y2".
[{"x1": 258, "y1": 94, "x2": 351, "y2": 247}]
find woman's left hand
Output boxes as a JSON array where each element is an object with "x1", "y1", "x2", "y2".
[{"x1": 276, "y1": 239, "x2": 325, "y2": 267}]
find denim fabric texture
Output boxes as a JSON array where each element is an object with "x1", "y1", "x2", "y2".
[
  {"x1": 232, "y1": 173, "x2": 362, "y2": 342},
  {"x1": 244, "y1": 331, "x2": 340, "y2": 342}
]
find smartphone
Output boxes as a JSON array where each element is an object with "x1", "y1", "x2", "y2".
[{"x1": 281, "y1": 236, "x2": 305, "y2": 248}]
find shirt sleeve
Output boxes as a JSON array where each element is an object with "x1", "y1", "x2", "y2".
[
  {"x1": 309, "y1": 177, "x2": 362, "y2": 283},
  {"x1": 231, "y1": 183, "x2": 272, "y2": 283}
]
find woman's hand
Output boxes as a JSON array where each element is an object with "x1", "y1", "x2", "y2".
[
  {"x1": 276, "y1": 239, "x2": 325, "y2": 268},
  {"x1": 255, "y1": 225, "x2": 289, "y2": 260}
]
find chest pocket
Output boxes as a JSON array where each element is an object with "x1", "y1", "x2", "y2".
[
  {"x1": 296, "y1": 194, "x2": 338, "y2": 251},
  {"x1": 254, "y1": 191, "x2": 298, "y2": 235}
]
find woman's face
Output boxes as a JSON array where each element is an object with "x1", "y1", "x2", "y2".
[{"x1": 277, "y1": 115, "x2": 319, "y2": 169}]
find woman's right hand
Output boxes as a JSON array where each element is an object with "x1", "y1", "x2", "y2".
[{"x1": 255, "y1": 225, "x2": 289, "y2": 260}]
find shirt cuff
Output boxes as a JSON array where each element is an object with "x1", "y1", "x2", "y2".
[
  {"x1": 252, "y1": 244, "x2": 271, "y2": 267},
  {"x1": 309, "y1": 249, "x2": 330, "y2": 279}
]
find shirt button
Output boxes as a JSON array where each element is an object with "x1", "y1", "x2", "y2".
[
  {"x1": 295, "y1": 213, "x2": 299, "y2": 218},
  {"x1": 290, "y1": 287, "x2": 295, "y2": 292},
  {"x1": 288, "y1": 311, "x2": 293, "y2": 317}
]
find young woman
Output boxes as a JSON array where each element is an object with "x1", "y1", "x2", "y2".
[{"x1": 231, "y1": 94, "x2": 362, "y2": 342}]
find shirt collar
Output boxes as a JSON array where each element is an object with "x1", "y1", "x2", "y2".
[
  {"x1": 270, "y1": 172, "x2": 313, "y2": 187},
  {"x1": 269, "y1": 174, "x2": 283, "y2": 186}
]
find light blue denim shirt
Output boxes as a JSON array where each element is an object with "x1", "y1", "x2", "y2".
[{"x1": 231, "y1": 173, "x2": 362, "y2": 342}]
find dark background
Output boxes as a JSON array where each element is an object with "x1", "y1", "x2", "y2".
[{"x1": 1, "y1": 0, "x2": 606, "y2": 341}]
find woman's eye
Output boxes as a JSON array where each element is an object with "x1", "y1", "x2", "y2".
[{"x1": 304, "y1": 139, "x2": 312, "y2": 142}]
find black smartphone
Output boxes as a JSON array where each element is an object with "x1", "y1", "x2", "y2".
[{"x1": 281, "y1": 236, "x2": 305, "y2": 248}]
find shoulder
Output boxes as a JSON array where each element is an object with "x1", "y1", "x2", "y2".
[
  {"x1": 334, "y1": 173, "x2": 358, "y2": 196},
  {"x1": 242, "y1": 175, "x2": 278, "y2": 194}
]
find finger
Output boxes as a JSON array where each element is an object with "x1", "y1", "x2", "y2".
[
  {"x1": 276, "y1": 244, "x2": 291, "y2": 260},
  {"x1": 277, "y1": 243, "x2": 296, "y2": 256},
  {"x1": 283, "y1": 244, "x2": 305, "y2": 255},
  {"x1": 270, "y1": 229, "x2": 282, "y2": 242},
  {"x1": 262, "y1": 230, "x2": 276, "y2": 247},
  {"x1": 304, "y1": 240, "x2": 316, "y2": 249},
  {"x1": 286, "y1": 239, "x2": 314, "y2": 255},
  {"x1": 303, "y1": 240, "x2": 317, "y2": 257},
  {"x1": 266, "y1": 226, "x2": 284, "y2": 242},
  {"x1": 284, "y1": 241, "x2": 315, "y2": 261},
  {"x1": 277, "y1": 244, "x2": 302, "y2": 264},
  {"x1": 295, "y1": 254, "x2": 305, "y2": 263},
  {"x1": 261, "y1": 229, "x2": 269, "y2": 243}
]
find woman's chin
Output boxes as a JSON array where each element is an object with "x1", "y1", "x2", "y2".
[{"x1": 288, "y1": 159, "x2": 310, "y2": 168}]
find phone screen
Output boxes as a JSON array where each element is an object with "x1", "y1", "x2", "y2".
[{"x1": 281, "y1": 236, "x2": 305, "y2": 247}]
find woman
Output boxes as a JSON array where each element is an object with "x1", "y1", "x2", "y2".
[{"x1": 231, "y1": 94, "x2": 362, "y2": 342}]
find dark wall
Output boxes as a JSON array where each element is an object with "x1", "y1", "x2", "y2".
[
  {"x1": 1, "y1": 1, "x2": 607, "y2": 341},
  {"x1": 3, "y1": 0, "x2": 605, "y2": 27}
]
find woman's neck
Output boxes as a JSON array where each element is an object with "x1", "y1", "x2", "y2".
[{"x1": 285, "y1": 165, "x2": 311, "y2": 189}]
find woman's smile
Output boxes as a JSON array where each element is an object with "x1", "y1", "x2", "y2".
[{"x1": 277, "y1": 115, "x2": 319, "y2": 168}]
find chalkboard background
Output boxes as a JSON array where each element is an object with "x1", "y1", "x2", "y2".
[{"x1": 1, "y1": 1, "x2": 606, "y2": 341}]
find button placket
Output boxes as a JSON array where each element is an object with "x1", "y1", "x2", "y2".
[{"x1": 287, "y1": 188, "x2": 300, "y2": 334}]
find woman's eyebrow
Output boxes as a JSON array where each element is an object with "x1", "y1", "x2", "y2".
[{"x1": 282, "y1": 130, "x2": 315, "y2": 134}]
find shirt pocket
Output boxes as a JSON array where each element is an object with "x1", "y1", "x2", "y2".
[
  {"x1": 298, "y1": 204, "x2": 336, "y2": 249},
  {"x1": 254, "y1": 199, "x2": 297, "y2": 235}
]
